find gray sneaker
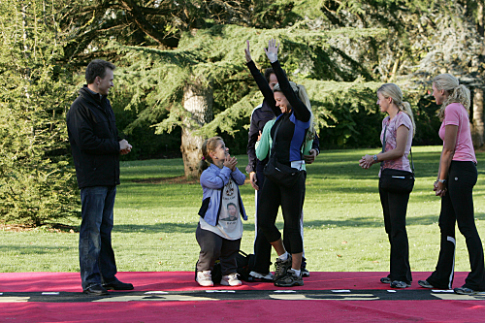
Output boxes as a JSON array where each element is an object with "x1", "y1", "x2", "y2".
[
  {"x1": 390, "y1": 280, "x2": 411, "y2": 288},
  {"x1": 418, "y1": 280, "x2": 434, "y2": 289},
  {"x1": 274, "y1": 255, "x2": 292, "y2": 282},
  {"x1": 275, "y1": 269, "x2": 304, "y2": 287},
  {"x1": 454, "y1": 287, "x2": 485, "y2": 295}
]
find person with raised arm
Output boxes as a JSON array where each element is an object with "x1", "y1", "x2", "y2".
[{"x1": 245, "y1": 39, "x2": 314, "y2": 287}]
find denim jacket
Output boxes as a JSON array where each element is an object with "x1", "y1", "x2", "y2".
[{"x1": 198, "y1": 164, "x2": 248, "y2": 226}]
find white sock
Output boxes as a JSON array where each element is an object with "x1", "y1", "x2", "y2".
[
  {"x1": 291, "y1": 268, "x2": 301, "y2": 277},
  {"x1": 278, "y1": 252, "x2": 289, "y2": 261}
]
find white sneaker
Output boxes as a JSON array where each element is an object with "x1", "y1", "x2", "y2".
[
  {"x1": 249, "y1": 271, "x2": 274, "y2": 281},
  {"x1": 220, "y1": 273, "x2": 242, "y2": 286},
  {"x1": 197, "y1": 270, "x2": 214, "y2": 287}
]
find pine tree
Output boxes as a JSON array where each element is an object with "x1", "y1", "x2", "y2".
[{"x1": 0, "y1": 0, "x2": 79, "y2": 226}]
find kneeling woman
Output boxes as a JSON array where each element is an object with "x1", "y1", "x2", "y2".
[
  {"x1": 360, "y1": 83, "x2": 415, "y2": 288},
  {"x1": 245, "y1": 39, "x2": 314, "y2": 287}
]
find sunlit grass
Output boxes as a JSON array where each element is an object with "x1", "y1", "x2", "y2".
[{"x1": 1, "y1": 146, "x2": 485, "y2": 274}]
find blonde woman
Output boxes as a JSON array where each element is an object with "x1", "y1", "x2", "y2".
[
  {"x1": 418, "y1": 74, "x2": 485, "y2": 295},
  {"x1": 360, "y1": 83, "x2": 415, "y2": 289}
]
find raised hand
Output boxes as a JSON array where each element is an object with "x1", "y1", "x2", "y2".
[
  {"x1": 264, "y1": 39, "x2": 279, "y2": 63},
  {"x1": 244, "y1": 40, "x2": 252, "y2": 63}
]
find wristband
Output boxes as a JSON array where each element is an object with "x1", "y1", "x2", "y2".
[{"x1": 372, "y1": 155, "x2": 378, "y2": 162}]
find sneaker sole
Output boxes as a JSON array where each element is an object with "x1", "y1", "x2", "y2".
[
  {"x1": 418, "y1": 282, "x2": 433, "y2": 289},
  {"x1": 274, "y1": 281, "x2": 304, "y2": 287},
  {"x1": 454, "y1": 289, "x2": 485, "y2": 295},
  {"x1": 196, "y1": 280, "x2": 214, "y2": 287},
  {"x1": 220, "y1": 282, "x2": 242, "y2": 286}
]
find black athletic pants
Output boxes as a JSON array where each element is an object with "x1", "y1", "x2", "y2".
[
  {"x1": 258, "y1": 172, "x2": 305, "y2": 255},
  {"x1": 252, "y1": 162, "x2": 273, "y2": 274},
  {"x1": 427, "y1": 161, "x2": 485, "y2": 290},
  {"x1": 379, "y1": 183, "x2": 412, "y2": 284}
]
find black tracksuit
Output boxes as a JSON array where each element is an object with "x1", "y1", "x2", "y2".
[{"x1": 246, "y1": 60, "x2": 311, "y2": 265}]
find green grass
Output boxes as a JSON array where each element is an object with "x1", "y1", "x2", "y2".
[{"x1": 1, "y1": 146, "x2": 485, "y2": 274}]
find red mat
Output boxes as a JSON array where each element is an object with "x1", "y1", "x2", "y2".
[{"x1": 1, "y1": 272, "x2": 484, "y2": 322}]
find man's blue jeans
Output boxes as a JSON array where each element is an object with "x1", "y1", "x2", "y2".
[{"x1": 79, "y1": 186, "x2": 118, "y2": 290}]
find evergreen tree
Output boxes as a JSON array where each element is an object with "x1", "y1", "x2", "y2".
[
  {"x1": 0, "y1": 0, "x2": 79, "y2": 226},
  {"x1": 112, "y1": 24, "x2": 386, "y2": 177}
]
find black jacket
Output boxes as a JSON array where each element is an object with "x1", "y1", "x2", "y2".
[
  {"x1": 245, "y1": 61, "x2": 320, "y2": 173},
  {"x1": 66, "y1": 86, "x2": 121, "y2": 189},
  {"x1": 246, "y1": 100, "x2": 276, "y2": 173}
]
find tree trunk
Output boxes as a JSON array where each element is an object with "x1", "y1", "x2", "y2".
[
  {"x1": 471, "y1": 2, "x2": 485, "y2": 148},
  {"x1": 180, "y1": 76, "x2": 213, "y2": 178},
  {"x1": 472, "y1": 88, "x2": 485, "y2": 148}
]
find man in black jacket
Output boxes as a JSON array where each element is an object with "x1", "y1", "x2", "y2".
[{"x1": 67, "y1": 59, "x2": 133, "y2": 296}]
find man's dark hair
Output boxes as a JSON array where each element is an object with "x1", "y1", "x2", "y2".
[
  {"x1": 264, "y1": 68, "x2": 275, "y2": 83},
  {"x1": 85, "y1": 59, "x2": 116, "y2": 84},
  {"x1": 264, "y1": 67, "x2": 287, "y2": 83}
]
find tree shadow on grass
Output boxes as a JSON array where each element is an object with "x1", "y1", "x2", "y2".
[
  {"x1": 113, "y1": 222, "x2": 259, "y2": 234},
  {"x1": 112, "y1": 211, "x2": 485, "y2": 234},
  {"x1": 302, "y1": 212, "x2": 485, "y2": 228},
  {"x1": 0, "y1": 245, "x2": 72, "y2": 254}
]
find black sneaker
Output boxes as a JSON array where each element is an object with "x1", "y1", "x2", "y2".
[
  {"x1": 418, "y1": 280, "x2": 434, "y2": 289},
  {"x1": 301, "y1": 268, "x2": 310, "y2": 277},
  {"x1": 274, "y1": 255, "x2": 292, "y2": 282},
  {"x1": 390, "y1": 280, "x2": 411, "y2": 288},
  {"x1": 454, "y1": 287, "x2": 485, "y2": 295},
  {"x1": 301, "y1": 258, "x2": 310, "y2": 277},
  {"x1": 380, "y1": 276, "x2": 391, "y2": 284},
  {"x1": 275, "y1": 269, "x2": 304, "y2": 287}
]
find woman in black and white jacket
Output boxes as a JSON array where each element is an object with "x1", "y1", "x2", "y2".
[{"x1": 245, "y1": 39, "x2": 314, "y2": 287}]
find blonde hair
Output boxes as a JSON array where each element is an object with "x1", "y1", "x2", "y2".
[
  {"x1": 433, "y1": 74, "x2": 470, "y2": 121},
  {"x1": 198, "y1": 136, "x2": 223, "y2": 173},
  {"x1": 273, "y1": 82, "x2": 315, "y2": 140},
  {"x1": 377, "y1": 83, "x2": 416, "y2": 137}
]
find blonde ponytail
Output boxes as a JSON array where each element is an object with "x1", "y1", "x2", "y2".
[
  {"x1": 297, "y1": 84, "x2": 316, "y2": 140},
  {"x1": 433, "y1": 74, "x2": 471, "y2": 121}
]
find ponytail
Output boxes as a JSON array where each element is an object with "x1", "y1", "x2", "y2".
[
  {"x1": 433, "y1": 74, "x2": 471, "y2": 121},
  {"x1": 400, "y1": 102, "x2": 416, "y2": 137}
]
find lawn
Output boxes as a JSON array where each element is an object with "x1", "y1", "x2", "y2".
[{"x1": 1, "y1": 146, "x2": 485, "y2": 275}]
